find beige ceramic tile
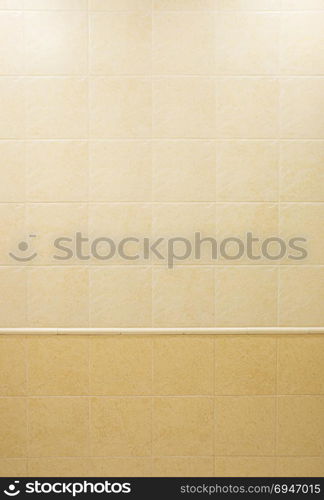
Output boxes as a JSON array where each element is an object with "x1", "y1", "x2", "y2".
[
  {"x1": 276, "y1": 457, "x2": 324, "y2": 477},
  {"x1": 90, "y1": 267, "x2": 152, "y2": 327},
  {"x1": 280, "y1": 13, "x2": 324, "y2": 75},
  {"x1": 153, "y1": 336, "x2": 214, "y2": 395},
  {"x1": 28, "y1": 397, "x2": 89, "y2": 457},
  {"x1": 153, "y1": 78, "x2": 215, "y2": 138},
  {"x1": 277, "y1": 396, "x2": 324, "y2": 456},
  {"x1": 25, "y1": 77, "x2": 87, "y2": 139},
  {"x1": 153, "y1": 457, "x2": 214, "y2": 477},
  {"x1": 153, "y1": 397, "x2": 214, "y2": 456},
  {"x1": 214, "y1": 457, "x2": 276, "y2": 477},
  {"x1": 88, "y1": 203, "x2": 151, "y2": 264},
  {"x1": 214, "y1": 267, "x2": 278, "y2": 327},
  {"x1": 280, "y1": 79, "x2": 324, "y2": 139},
  {"x1": 153, "y1": 12, "x2": 214, "y2": 75},
  {"x1": 0, "y1": 203, "x2": 25, "y2": 266},
  {"x1": 0, "y1": 459, "x2": 27, "y2": 477},
  {"x1": 24, "y1": 0, "x2": 87, "y2": 8},
  {"x1": 90, "y1": 78, "x2": 151, "y2": 138},
  {"x1": 216, "y1": 141, "x2": 278, "y2": 202},
  {"x1": 0, "y1": 142, "x2": 25, "y2": 202},
  {"x1": 90, "y1": 12, "x2": 151, "y2": 75},
  {"x1": 27, "y1": 267, "x2": 89, "y2": 327},
  {"x1": 0, "y1": 398, "x2": 27, "y2": 458},
  {"x1": 152, "y1": 203, "x2": 215, "y2": 264},
  {"x1": 214, "y1": 336, "x2": 276, "y2": 395},
  {"x1": 89, "y1": 458, "x2": 152, "y2": 477},
  {"x1": 153, "y1": 141, "x2": 216, "y2": 202},
  {"x1": 152, "y1": 267, "x2": 214, "y2": 327},
  {"x1": 0, "y1": 78, "x2": 24, "y2": 138},
  {"x1": 28, "y1": 458, "x2": 88, "y2": 477},
  {"x1": 278, "y1": 336, "x2": 324, "y2": 395},
  {"x1": 26, "y1": 203, "x2": 88, "y2": 265},
  {"x1": 215, "y1": 203, "x2": 279, "y2": 264},
  {"x1": 26, "y1": 141, "x2": 88, "y2": 202},
  {"x1": 91, "y1": 397, "x2": 151, "y2": 456},
  {"x1": 280, "y1": 203, "x2": 324, "y2": 264},
  {"x1": 214, "y1": 396, "x2": 276, "y2": 456},
  {"x1": 216, "y1": 78, "x2": 279, "y2": 139},
  {"x1": 280, "y1": 141, "x2": 324, "y2": 202},
  {"x1": 0, "y1": 12, "x2": 23, "y2": 74},
  {"x1": 0, "y1": 336, "x2": 26, "y2": 395},
  {"x1": 27, "y1": 336, "x2": 89, "y2": 396},
  {"x1": 0, "y1": 268, "x2": 26, "y2": 327},
  {"x1": 153, "y1": 0, "x2": 215, "y2": 8},
  {"x1": 90, "y1": 141, "x2": 152, "y2": 202},
  {"x1": 90, "y1": 336, "x2": 152, "y2": 395},
  {"x1": 24, "y1": 12, "x2": 87, "y2": 75},
  {"x1": 215, "y1": 13, "x2": 279, "y2": 75},
  {"x1": 217, "y1": 0, "x2": 281, "y2": 9},
  {"x1": 90, "y1": 0, "x2": 152, "y2": 9},
  {"x1": 279, "y1": 267, "x2": 324, "y2": 326}
]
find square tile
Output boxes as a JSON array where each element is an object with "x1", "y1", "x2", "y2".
[
  {"x1": 0, "y1": 203, "x2": 25, "y2": 266},
  {"x1": 215, "y1": 203, "x2": 279, "y2": 264},
  {"x1": 152, "y1": 397, "x2": 214, "y2": 456},
  {"x1": 153, "y1": 78, "x2": 215, "y2": 138},
  {"x1": 278, "y1": 336, "x2": 324, "y2": 395},
  {"x1": 90, "y1": 78, "x2": 152, "y2": 138},
  {"x1": 0, "y1": 399, "x2": 27, "y2": 458},
  {"x1": 90, "y1": 0, "x2": 152, "y2": 9},
  {"x1": 153, "y1": 336, "x2": 214, "y2": 395},
  {"x1": 90, "y1": 12, "x2": 151, "y2": 74},
  {"x1": 0, "y1": 459, "x2": 27, "y2": 477},
  {"x1": 276, "y1": 457, "x2": 324, "y2": 477},
  {"x1": 277, "y1": 396, "x2": 324, "y2": 456},
  {"x1": 26, "y1": 203, "x2": 88, "y2": 265},
  {"x1": 152, "y1": 267, "x2": 214, "y2": 327},
  {"x1": 28, "y1": 398, "x2": 89, "y2": 457},
  {"x1": 279, "y1": 267, "x2": 324, "y2": 326},
  {"x1": 280, "y1": 141, "x2": 324, "y2": 202},
  {"x1": 25, "y1": 77, "x2": 88, "y2": 139},
  {"x1": 26, "y1": 141, "x2": 88, "y2": 202},
  {"x1": 214, "y1": 336, "x2": 276, "y2": 395},
  {"x1": 24, "y1": 0, "x2": 87, "y2": 8},
  {"x1": 28, "y1": 458, "x2": 88, "y2": 477},
  {"x1": 215, "y1": 12, "x2": 279, "y2": 75},
  {"x1": 27, "y1": 267, "x2": 89, "y2": 327},
  {"x1": 280, "y1": 13, "x2": 324, "y2": 75},
  {"x1": 90, "y1": 141, "x2": 152, "y2": 202},
  {"x1": 280, "y1": 79, "x2": 324, "y2": 139},
  {"x1": 27, "y1": 336, "x2": 89, "y2": 395},
  {"x1": 216, "y1": 78, "x2": 279, "y2": 139},
  {"x1": 214, "y1": 267, "x2": 278, "y2": 327},
  {"x1": 153, "y1": 141, "x2": 216, "y2": 202},
  {"x1": 90, "y1": 267, "x2": 152, "y2": 327},
  {"x1": 153, "y1": 12, "x2": 214, "y2": 75},
  {"x1": 214, "y1": 396, "x2": 276, "y2": 456},
  {"x1": 89, "y1": 458, "x2": 152, "y2": 477},
  {"x1": 89, "y1": 336, "x2": 152, "y2": 395},
  {"x1": 216, "y1": 141, "x2": 278, "y2": 202},
  {"x1": 0, "y1": 336, "x2": 26, "y2": 396},
  {"x1": 90, "y1": 397, "x2": 151, "y2": 456},
  {"x1": 24, "y1": 11, "x2": 87, "y2": 75},
  {"x1": 153, "y1": 0, "x2": 215, "y2": 9}
]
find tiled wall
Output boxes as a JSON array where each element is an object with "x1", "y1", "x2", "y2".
[
  {"x1": 0, "y1": 0, "x2": 324, "y2": 479},
  {"x1": 0, "y1": 0, "x2": 323, "y2": 328},
  {"x1": 0, "y1": 334, "x2": 323, "y2": 477}
]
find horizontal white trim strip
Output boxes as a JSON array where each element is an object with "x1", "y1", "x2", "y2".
[{"x1": 0, "y1": 327, "x2": 323, "y2": 335}]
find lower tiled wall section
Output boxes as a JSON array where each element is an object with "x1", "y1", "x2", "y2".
[{"x1": 0, "y1": 334, "x2": 323, "y2": 477}]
